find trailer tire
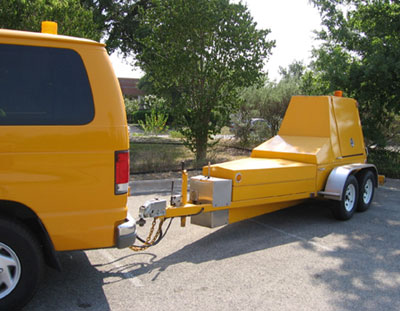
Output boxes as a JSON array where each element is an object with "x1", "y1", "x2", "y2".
[
  {"x1": 357, "y1": 170, "x2": 375, "y2": 212},
  {"x1": 0, "y1": 218, "x2": 44, "y2": 310},
  {"x1": 333, "y1": 175, "x2": 358, "y2": 220}
]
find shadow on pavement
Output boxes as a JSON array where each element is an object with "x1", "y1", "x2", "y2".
[
  {"x1": 25, "y1": 251, "x2": 111, "y2": 311},
  {"x1": 26, "y1": 180, "x2": 400, "y2": 310},
  {"x1": 105, "y1": 180, "x2": 400, "y2": 310},
  {"x1": 307, "y1": 180, "x2": 400, "y2": 310}
]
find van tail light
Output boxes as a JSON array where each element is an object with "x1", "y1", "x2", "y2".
[{"x1": 115, "y1": 150, "x2": 130, "y2": 195}]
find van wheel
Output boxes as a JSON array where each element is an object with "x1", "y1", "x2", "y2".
[
  {"x1": 333, "y1": 175, "x2": 359, "y2": 220},
  {"x1": 357, "y1": 170, "x2": 375, "y2": 212},
  {"x1": 0, "y1": 219, "x2": 44, "y2": 310}
]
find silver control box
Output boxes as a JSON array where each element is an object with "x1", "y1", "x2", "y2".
[{"x1": 189, "y1": 175, "x2": 232, "y2": 207}]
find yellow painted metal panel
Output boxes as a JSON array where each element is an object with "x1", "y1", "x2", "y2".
[
  {"x1": 165, "y1": 193, "x2": 310, "y2": 219},
  {"x1": 279, "y1": 96, "x2": 331, "y2": 137},
  {"x1": 232, "y1": 179, "x2": 315, "y2": 201},
  {"x1": 0, "y1": 29, "x2": 103, "y2": 47},
  {"x1": 251, "y1": 135, "x2": 334, "y2": 165},
  {"x1": 0, "y1": 31, "x2": 128, "y2": 251},
  {"x1": 228, "y1": 200, "x2": 303, "y2": 224},
  {"x1": 328, "y1": 98, "x2": 342, "y2": 160},
  {"x1": 202, "y1": 157, "x2": 316, "y2": 187},
  {"x1": 332, "y1": 97, "x2": 366, "y2": 157}
]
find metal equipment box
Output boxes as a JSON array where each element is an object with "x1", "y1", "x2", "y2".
[
  {"x1": 191, "y1": 210, "x2": 229, "y2": 228},
  {"x1": 189, "y1": 175, "x2": 232, "y2": 228},
  {"x1": 189, "y1": 175, "x2": 232, "y2": 207}
]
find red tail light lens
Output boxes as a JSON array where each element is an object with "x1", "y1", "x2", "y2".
[{"x1": 115, "y1": 150, "x2": 129, "y2": 195}]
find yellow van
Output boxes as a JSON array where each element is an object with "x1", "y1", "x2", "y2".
[{"x1": 0, "y1": 24, "x2": 136, "y2": 309}]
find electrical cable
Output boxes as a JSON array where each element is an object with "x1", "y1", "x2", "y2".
[
  {"x1": 132, "y1": 207, "x2": 203, "y2": 250},
  {"x1": 131, "y1": 217, "x2": 174, "y2": 249}
]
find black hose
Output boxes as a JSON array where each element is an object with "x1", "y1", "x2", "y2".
[
  {"x1": 132, "y1": 208, "x2": 203, "y2": 249},
  {"x1": 132, "y1": 217, "x2": 174, "y2": 249}
]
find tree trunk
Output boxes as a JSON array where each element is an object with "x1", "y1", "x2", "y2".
[{"x1": 195, "y1": 137, "x2": 208, "y2": 167}]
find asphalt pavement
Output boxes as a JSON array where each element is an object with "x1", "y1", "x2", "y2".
[{"x1": 25, "y1": 178, "x2": 400, "y2": 311}]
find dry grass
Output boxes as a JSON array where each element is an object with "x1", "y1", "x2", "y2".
[{"x1": 130, "y1": 137, "x2": 250, "y2": 179}]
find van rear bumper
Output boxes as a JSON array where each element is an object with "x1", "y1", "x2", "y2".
[{"x1": 116, "y1": 214, "x2": 136, "y2": 249}]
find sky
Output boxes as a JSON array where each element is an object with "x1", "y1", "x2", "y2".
[{"x1": 110, "y1": 0, "x2": 322, "y2": 81}]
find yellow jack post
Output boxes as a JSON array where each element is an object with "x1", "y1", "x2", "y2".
[
  {"x1": 180, "y1": 216, "x2": 186, "y2": 227},
  {"x1": 181, "y1": 162, "x2": 188, "y2": 206}
]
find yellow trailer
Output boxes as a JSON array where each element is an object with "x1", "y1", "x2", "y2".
[{"x1": 134, "y1": 93, "x2": 384, "y2": 247}]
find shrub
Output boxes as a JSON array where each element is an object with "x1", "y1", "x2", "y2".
[
  {"x1": 138, "y1": 109, "x2": 169, "y2": 135},
  {"x1": 132, "y1": 109, "x2": 151, "y2": 123},
  {"x1": 169, "y1": 130, "x2": 184, "y2": 139},
  {"x1": 124, "y1": 97, "x2": 139, "y2": 124},
  {"x1": 368, "y1": 148, "x2": 400, "y2": 179}
]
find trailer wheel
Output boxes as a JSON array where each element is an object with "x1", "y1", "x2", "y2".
[
  {"x1": 0, "y1": 218, "x2": 44, "y2": 310},
  {"x1": 334, "y1": 175, "x2": 358, "y2": 220},
  {"x1": 357, "y1": 170, "x2": 375, "y2": 212}
]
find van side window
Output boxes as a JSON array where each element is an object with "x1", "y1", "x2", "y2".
[{"x1": 0, "y1": 44, "x2": 94, "y2": 125}]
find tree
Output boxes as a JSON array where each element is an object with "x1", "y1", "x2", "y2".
[
  {"x1": 0, "y1": 0, "x2": 101, "y2": 40},
  {"x1": 233, "y1": 61, "x2": 307, "y2": 147},
  {"x1": 310, "y1": 0, "x2": 400, "y2": 146},
  {"x1": 80, "y1": 0, "x2": 151, "y2": 53},
  {"x1": 279, "y1": 60, "x2": 306, "y2": 81},
  {"x1": 240, "y1": 77, "x2": 301, "y2": 139},
  {"x1": 132, "y1": 0, "x2": 274, "y2": 163}
]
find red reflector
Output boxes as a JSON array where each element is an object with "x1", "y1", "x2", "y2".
[{"x1": 115, "y1": 150, "x2": 129, "y2": 194}]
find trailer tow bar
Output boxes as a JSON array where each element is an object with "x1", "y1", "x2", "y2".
[{"x1": 129, "y1": 162, "x2": 205, "y2": 252}]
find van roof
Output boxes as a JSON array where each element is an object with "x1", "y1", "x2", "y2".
[{"x1": 0, "y1": 28, "x2": 105, "y2": 47}]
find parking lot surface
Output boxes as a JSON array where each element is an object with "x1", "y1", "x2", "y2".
[{"x1": 26, "y1": 179, "x2": 400, "y2": 310}]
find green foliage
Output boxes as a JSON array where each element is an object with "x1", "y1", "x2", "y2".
[
  {"x1": 230, "y1": 108, "x2": 256, "y2": 147},
  {"x1": 169, "y1": 130, "x2": 185, "y2": 139},
  {"x1": 81, "y1": 0, "x2": 150, "y2": 54},
  {"x1": 140, "y1": 95, "x2": 167, "y2": 112},
  {"x1": 138, "y1": 109, "x2": 169, "y2": 135},
  {"x1": 0, "y1": 0, "x2": 101, "y2": 40},
  {"x1": 310, "y1": 0, "x2": 400, "y2": 147},
  {"x1": 124, "y1": 97, "x2": 139, "y2": 123},
  {"x1": 132, "y1": 110, "x2": 151, "y2": 124},
  {"x1": 230, "y1": 113, "x2": 271, "y2": 148},
  {"x1": 130, "y1": 0, "x2": 274, "y2": 163},
  {"x1": 368, "y1": 148, "x2": 400, "y2": 179},
  {"x1": 300, "y1": 70, "x2": 331, "y2": 96},
  {"x1": 279, "y1": 60, "x2": 306, "y2": 81},
  {"x1": 233, "y1": 64, "x2": 303, "y2": 147},
  {"x1": 129, "y1": 96, "x2": 169, "y2": 124}
]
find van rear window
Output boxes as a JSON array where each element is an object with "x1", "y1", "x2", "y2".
[{"x1": 0, "y1": 44, "x2": 94, "y2": 125}]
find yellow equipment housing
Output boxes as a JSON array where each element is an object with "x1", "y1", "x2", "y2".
[{"x1": 164, "y1": 95, "x2": 379, "y2": 227}]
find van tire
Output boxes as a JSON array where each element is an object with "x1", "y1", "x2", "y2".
[
  {"x1": 357, "y1": 170, "x2": 375, "y2": 212},
  {"x1": 0, "y1": 218, "x2": 44, "y2": 310},
  {"x1": 333, "y1": 175, "x2": 359, "y2": 220}
]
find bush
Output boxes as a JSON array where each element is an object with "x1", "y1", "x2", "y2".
[
  {"x1": 169, "y1": 130, "x2": 184, "y2": 139},
  {"x1": 368, "y1": 148, "x2": 400, "y2": 179},
  {"x1": 138, "y1": 109, "x2": 169, "y2": 135},
  {"x1": 124, "y1": 97, "x2": 139, "y2": 124},
  {"x1": 132, "y1": 109, "x2": 151, "y2": 123}
]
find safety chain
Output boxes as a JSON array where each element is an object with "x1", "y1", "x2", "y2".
[{"x1": 130, "y1": 217, "x2": 165, "y2": 252}]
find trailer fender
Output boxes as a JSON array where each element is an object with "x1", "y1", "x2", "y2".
[{"x1": 319, "y1": 164, "x2": 378, "y2": 201}]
